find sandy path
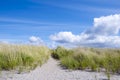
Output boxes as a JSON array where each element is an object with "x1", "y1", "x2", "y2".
[{"x1": 0, "y1": 57, "x2": 120, "y2": 80}]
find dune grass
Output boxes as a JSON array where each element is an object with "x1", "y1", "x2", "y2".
[
  {"x1": 52, "y1": 46, "x2": 120, "y2": 74},
  {"x1": 0, "y1": 43, "x2": 50, "y2": 71}
]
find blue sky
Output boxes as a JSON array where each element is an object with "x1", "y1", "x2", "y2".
[{"x1": 0, "y1": 0, "x2": 120, "y2": 47}]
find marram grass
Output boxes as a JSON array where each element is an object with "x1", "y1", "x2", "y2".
[
  {"x1": 52, "y1": 46, "x2": 120, "y2": 74},
  {"x1": 0, "y1": 43, "x2": 50, "y2": 71}
]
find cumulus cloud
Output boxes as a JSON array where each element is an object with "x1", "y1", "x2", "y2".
[
  {"x1": 85, "y1": 14, "x2": 120, "y2": 35},
  {"x1": 50, "y1": 32, "x2": 87, "y2": 45},
  {"x1": 50, "y1": 14, "x2": 120, "y2": 48},
  {"x1": 50, "y1": 32, "x2": 85, "y2": 43},
  {"x1": 29, "y1": 36, "x2": 43, "y2": 45}
]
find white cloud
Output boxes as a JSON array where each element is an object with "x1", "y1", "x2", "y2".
[
  {"x1": 50, "y1": 32, "x2": 81, "y2": 43},
  {"x1": 50, "y1": 14, "x2": 120, "y2": 48},
  {"x1": 86, "y1": 14, "x2": 120, "y2": 35},
  {"x1": 50, "y1": 32, "x2": 90, "y2": 43},
  {"x1": 29, "y1": 36, "x2": 43, "y2": 44},
  {"x1": 81, "y1": 35, "x2": 120, "y2": 47}
]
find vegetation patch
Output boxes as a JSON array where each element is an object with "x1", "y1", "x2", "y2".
[
  {"x1": 0, "y1": 43, "x2": 50, "y2": 72},
  {"x1": 52, "y1": 46, "x2": 120, "y2": 74}
]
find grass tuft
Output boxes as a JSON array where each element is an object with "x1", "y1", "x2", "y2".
[
  {"x1": 52, "y1": 46, "x2": 120, "y2": 74},
  {"x1": 0, "y1": 43, "x2": 50, "y2": 71}
]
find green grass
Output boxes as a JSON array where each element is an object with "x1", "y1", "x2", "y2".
[
  {"x1": 52, "y1": 47, "x2": 120, "y2": 74},
  {"x1": 51, "y1": 46, "x2": 73, "y2": 59},
  {"x1": 0, "y1": 43, "x2": 50, "y2": 71},
  {"x1": 1, "y1": 43, "x2": 120, "y2": 77}
]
